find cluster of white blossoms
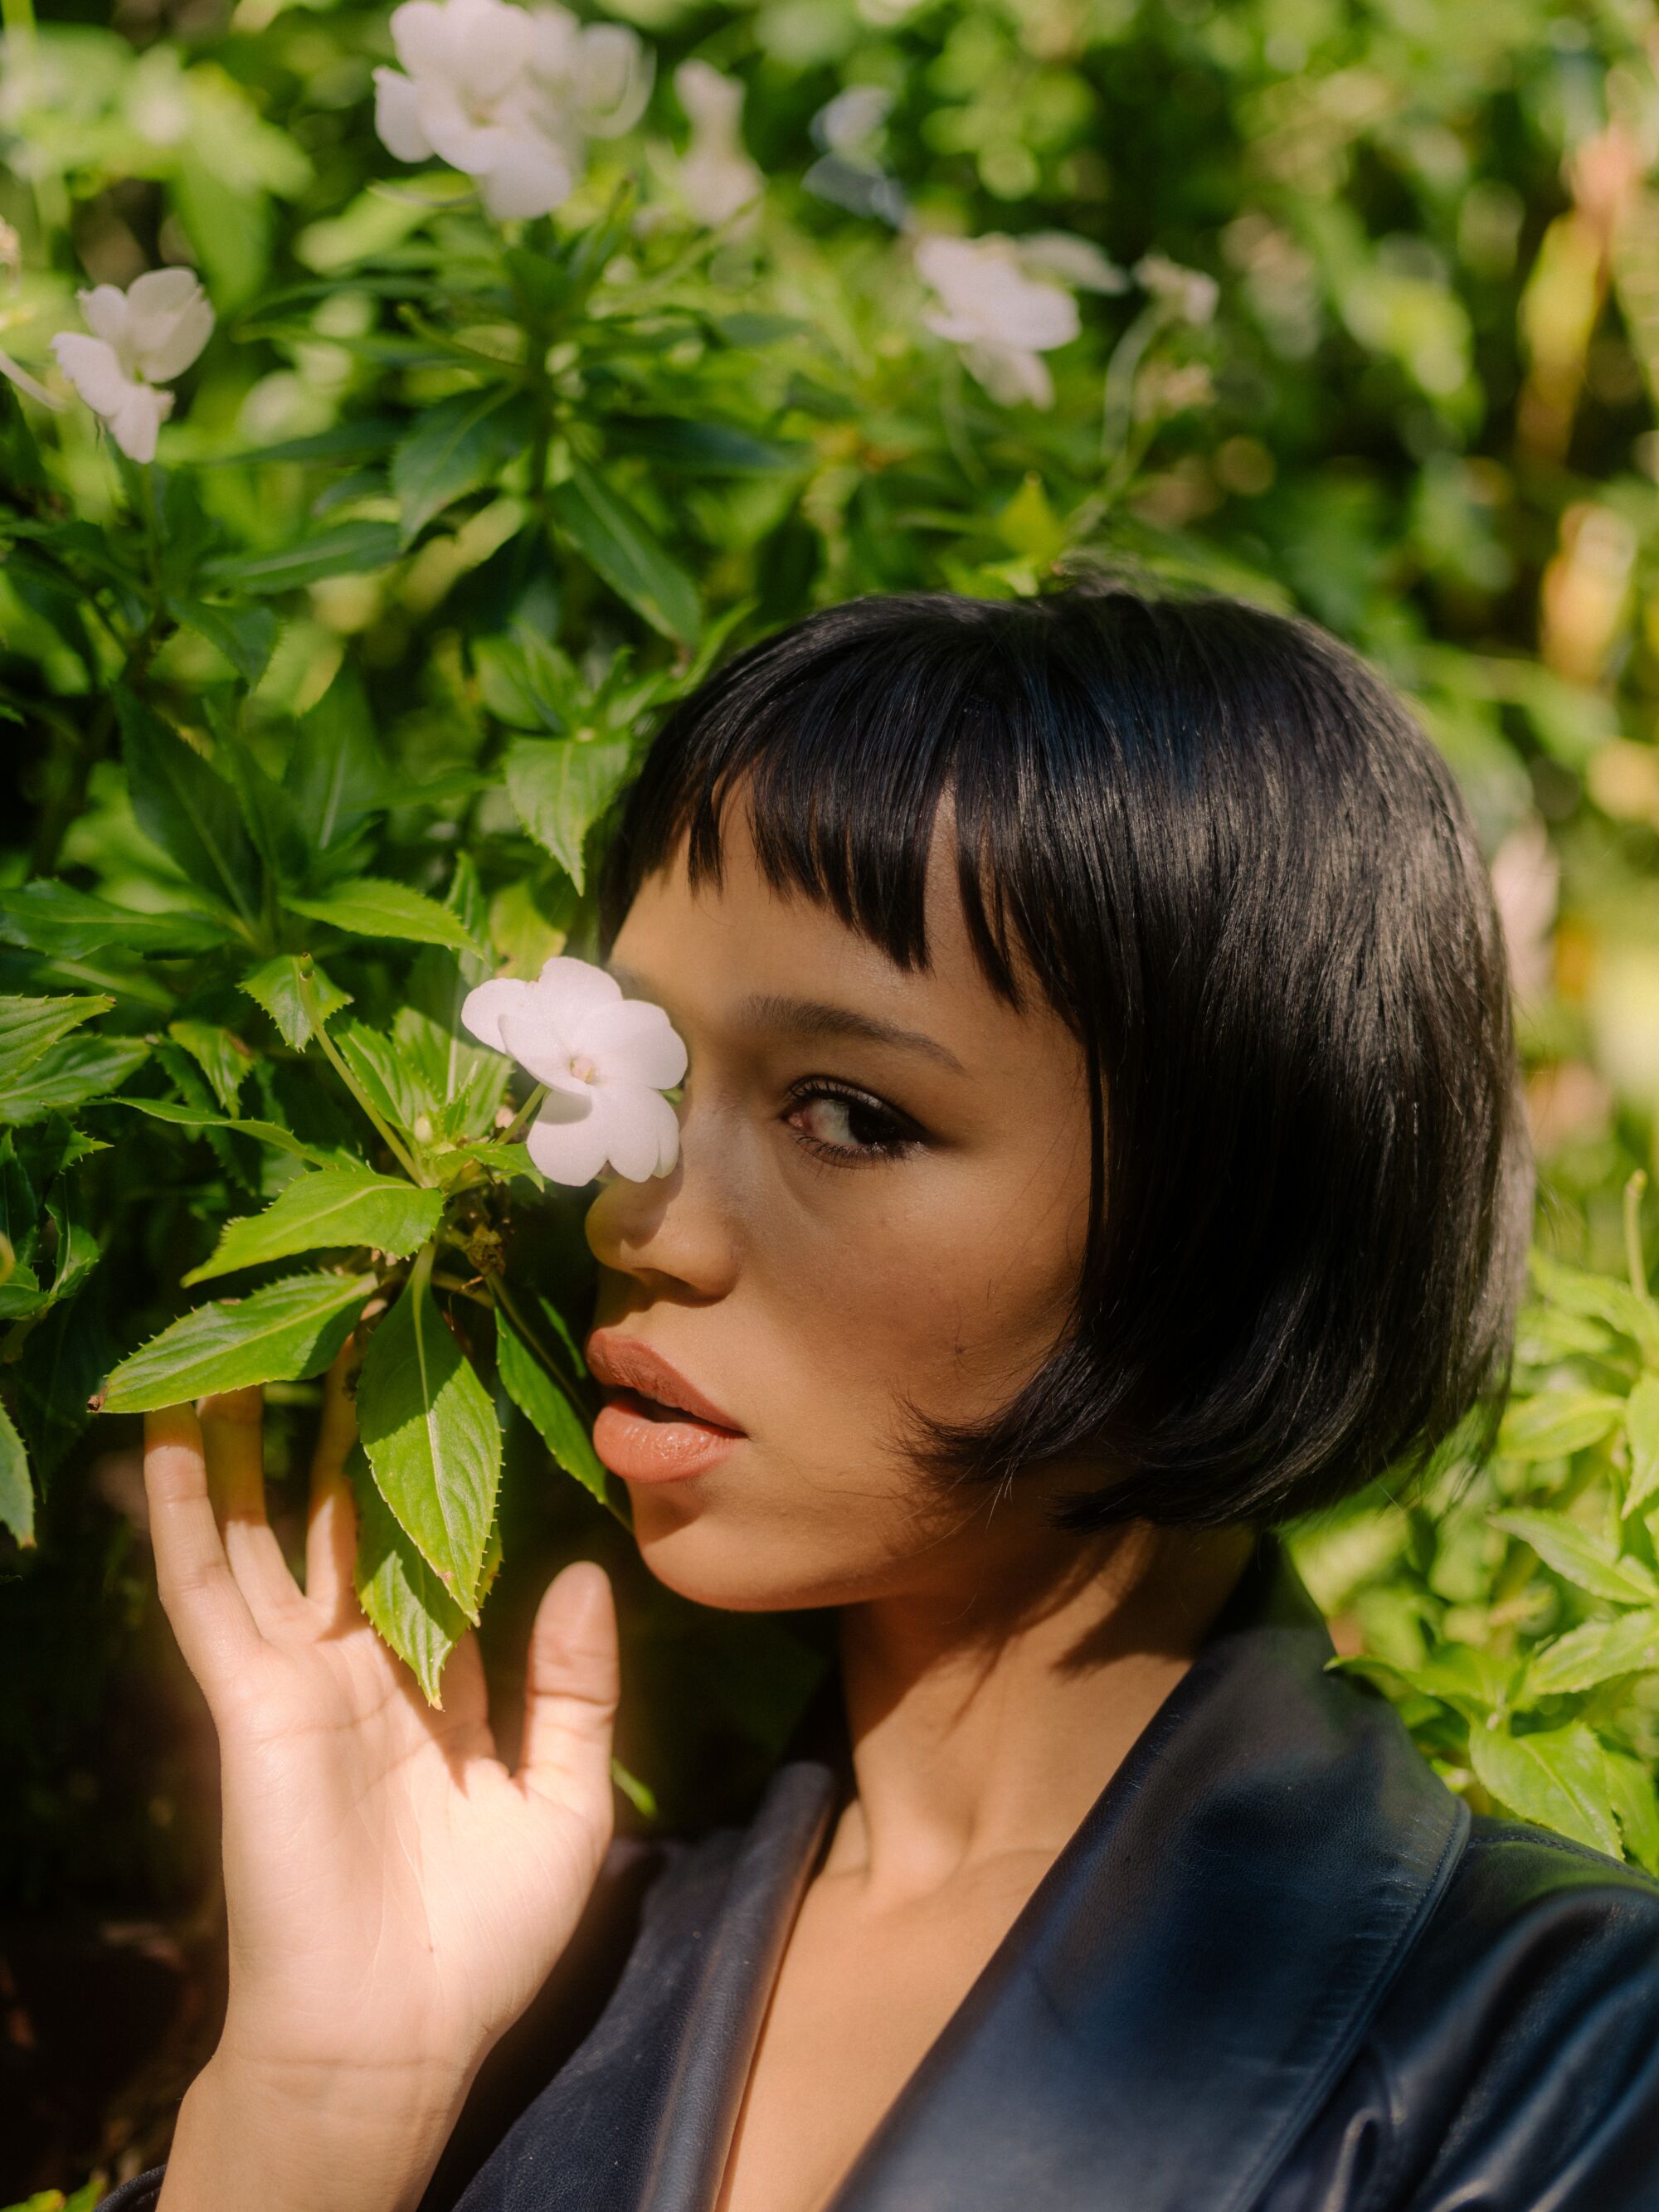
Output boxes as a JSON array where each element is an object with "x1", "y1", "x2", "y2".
[
  {"x1": 463, "y1": 956, "x2": 687, "y2": 1184},
  {"x1": 49, "y1": 269, "x2": 214, "y2": 463},
  {"x1": 673, "y1": 60, "x2": 762, "y2": 229},
  {"x1": 373, "y1": 0, "x2": 649, "y2": 220}
]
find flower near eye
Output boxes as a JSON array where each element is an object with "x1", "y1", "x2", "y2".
[
  {"x1": 372, "y1": 0, "x2": 650, "y2": 221},
  {"x1": 50, "y1": 267, "x2": 214, "y2": 463},
  {"x1": 462, "y1": 955, "x2": 686, "y2": 1184}
]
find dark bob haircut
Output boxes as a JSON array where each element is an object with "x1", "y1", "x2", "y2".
[{"x1": 599, "y1": 586, "x2": 1534, "y2": 1533}]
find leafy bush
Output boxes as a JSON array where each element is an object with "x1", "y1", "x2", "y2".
[{"x1": 7, "y1": 0, "x2": 1659, "y2": 1924}]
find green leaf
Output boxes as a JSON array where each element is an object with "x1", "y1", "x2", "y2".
[
  {"x1": 604, "y1": 415, "x2": 810, "y2": 475},
  {"x1": 356, "y1": 1258, "x2": 500, "y2": 1614},
  {"x1": 202, "y1": 522, "x2": 403, "y2": 594},
  {"x1": 108, "y1": 1096, "x2": 344, "y2": 1165},
  {"x1": 348, "y1": 1442, "x2": 470, "y2": 1705},
  {"x1": 496, "y1": 1307, "x2": 608, "y2": 1503},
  {"x1": 391, "y1": 386, "x2": 518, "y2": 542},
  {"x1": 287, "y1": 879, "x2": 486, "y2": 957},
  {"x1": 166, "y1": 596, "x2": 280, "y2": 688},
  {"x1": 185, "y1": 1165, "x2": 442, "y2": 1286},
  {"x1": 1603, "y1": 1743, "x2": 1659, "y2": 1874},
  {"x1": 166, "y1": 1021, "x2": 253, "y2": 1116},
  {"x1": 506, "y1": 737, "x2": 632, "y2": 890},
  {"x1": 549, "y1": 460, "x2": 700, "y2": 642},
  {"x1": 1328, "y1": 1641, "x2": 1515, "y2": 1718},
  {"x1": 0, "y1": 1397, "x2": 34, "y2": 1546},
  {"x1": 241, "y1": 955, "x2": 353, "y2": 1049},
  {"x1": 119, "y1": 689, "x2": 259, "y2": 929},
  {"x1": 208, "y1": 419, "x2": 401, "y2": 468},
  {"x1": 1626, "y1": 1375, "x2": 1659, "y2": 1514},
  {"x1": 1525, "y1": 1609, "x2": 1659, "y2": 1695},
  {"x1": 1468, "y1": 1721, "x2": 1623, "y2": 1855},
  {"x1": 291, "y1": 664, "x2": 390, "y2": 854},
  {"x1": 1490, "y1": 1508, "x2": 1659, "y2": 1604},
  {"x1": 0, "y1": 1037, "x2": 151, "y2": 1126},
  {"x1": 0, "y1": 995, "x2": 114, "y2": 1080},
  {"x1": 0, "y1": 882, "x2": 231, "y2": 960},
  {"x1": 1529, "y1": 1252, "x2": 1659, "y2": 1365},
  {"x1": 1496, "y1": 1389, "x2": 1626, "y2": 1461},
  {"x1": 101, "y1": 1271, "x2": 375, "y2": 1414}
]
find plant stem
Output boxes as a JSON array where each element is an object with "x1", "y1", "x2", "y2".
[
  {"x1": 1626, "y1": 1169, "x2": 1649, "y2": 1299},
  {"x1": 502, "y1": 1082, "x2": 549, "y2": 1145},
  {"x1": 298, "y1": 965, "x2": 428, "y2": 1185}
]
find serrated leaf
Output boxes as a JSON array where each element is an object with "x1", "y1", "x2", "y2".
[
  {"x1": 1525, "y1": 1609, "x2": 1659, "y2": 1695},
  {"x1": 101, "y1": 1271, "x2": 375, "y2": 1414},
  {"x1": 1530, "y1": 1252, "x2": 1659, "y2": 1364},
  {"x1": 549, "y1": 461, "x2": 699, "y2": 642},
  {"x1": 0, "y1": 995, "x2": 114, "y2": 1080},
  {"x1": 0, "y1": 882, "x2": 231, "y2": 960},
  {"x1": 1490, "y1": 1508, "x2": 1659, "y2": 1604},
  {"x1": 0, "y1": 1037, "x2": 151, "y2": 1126},
  {"x1": 288, "y1": 879, "x2": 486, "y2": 957},
  {"x1": 291, "y1": 664, "x2": 390, "y2": 854},
  {"x1": 108, "y1": 1096, "x2": 344, "y2": 1165},
  {"x1": 202, "y1": 522, "x2": 402, "y2": 594},
  {"x1": 1328, "y1": 1641, "x2": 1515, "y2": 1717},
  {"x1": 0, "y1": 1397, "x2": 34, "y2": 1546},
  {"x1": 1468, "y1": 1721, "x2": 1623, "y2": 1855},
  {"x1": 356, "y1": 1259, "x2": 499, "y2": 1615},
  {"x1": 348, "y1": 1441, "x2": 469, "y2": 1705},
  {"x1": 496, "y1": 1307, "x2": 607, "y2": 1503},
  {"x1": 391, "y1": 386, "x2": 518, "y2": 542},
  {"x1": 241, "y1": 955, "x2": 353, "y2": 1049},
  {"x1": 184, "y1": 1165, "x2": 442, "y2": 1286},
  {"x1": 506, "y1": 737, "x2": 632, "y2": 890},
  {"x1": 166, "y1": 596, "x2": 279, "y2": 688},
  {"x1": 1627, "y1": 1375, "x2": 1659, "y2": 1514},
  {"x1": 119, "y1": 689, "x2": 260, "y2": 929},
  {"x1": 1497, "y1": 1389, "x2": 1626, "y2": 1461},
  {"x1": 167, "y1": 1021, "x2": 254, "y2": 1116},
  {"x1": 1603, "y1": 1744, "x2": 1659, "y2": 1874}
]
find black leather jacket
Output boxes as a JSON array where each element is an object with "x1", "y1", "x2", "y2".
[{"x1": 100, "y1": 1532, "x2": 1659, "y2": 2211}]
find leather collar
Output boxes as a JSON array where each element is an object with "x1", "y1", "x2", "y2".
[{"x1": 566, "y1": 1530, "x2": 1471, "y2": 2212}]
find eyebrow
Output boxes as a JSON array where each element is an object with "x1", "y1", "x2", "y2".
[{"x1": 608, "y1": 969, "x2": 966, "y2": 1073}]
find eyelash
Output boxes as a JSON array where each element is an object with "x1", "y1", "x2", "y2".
[{"x1": 783, "y1": 1079, "x2": 922, "y2": 1167}]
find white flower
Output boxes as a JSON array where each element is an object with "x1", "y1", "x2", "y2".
[
  {"x1": 374, "y1": 0, "x2": 650, "y2": 222},
  {"x1": 1134, "y1": 252, "x2": 1219, "y2": 325},
  {"x1": 915, "y1": 232, "x2": 1082, "y2": 409},
  {"x1": 674, "y1": 61, "x2": 761, "y2": 228},
  {"x1": 462, "y1": 955, "x2": 686, "y2": 1184},
  {"x1": 50, "y1": 268, "x2": 213, "y2": 463}
]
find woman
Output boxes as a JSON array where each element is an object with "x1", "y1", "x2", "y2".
[{"x1": 103, "y1": 589, "x2": 1659, "y2": 2212}]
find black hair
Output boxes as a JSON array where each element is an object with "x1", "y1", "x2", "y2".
[{"x1": 599, "y1": 586, "x2": 1533, "y2": 1532}]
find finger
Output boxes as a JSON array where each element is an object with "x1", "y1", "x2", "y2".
[
  {"x1": 198, "y1": 1387, "x2": 305, "y2": 1631},
  {"x1": 304, "y1": 1349, "x2": 361, "y2": 1625},
  {"x1": 144, "y1": 1403, "x2": 262, "y2": 1682},
  {"x1": 517, "y1": 1562, "x2": 619, "y2": 1821}
]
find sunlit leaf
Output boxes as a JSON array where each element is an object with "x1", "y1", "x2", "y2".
[
  {"x1": 0, "y1": 1397, "x2": 34, "y2": 1547},
  {"x1": 1490, "y1": 1509, "x2": 1659, "y2": 1605},
  {"x1": 184, "y1": 1165, "x2": 442, "y2": 1285},
  {"x1": 1496, "y1": 1389, "x2": 1625, "y2": 1461},
  {"x1": 506, "y1": 737, "x2": 632, "y2": 890},
  {"x1": 549, "y1": 460, "x2": 699, "y2": 642},
  {"x1": 1626, "y1": 1375, "x2": 1659, "y2": 1514},
  {"x1": 348, "y1": 1442, "x2": 470, "y2": 1706},
  {"x1": 496, "y1": 1305, "x2": 608, "y2": 1503},
  {"x1": 0, "y1": 1037, "x2": 151, "y2": 1126},
  {"x1": 101, "y1": 1271, "x2": 375, "y2": 1413},
  {"x1": 1468, "y1": 1721, "x2": 1623, "y2": 1856},
  {"x1": 288, "y1": 879, "x2": 486, "y2": 957},
  {"x1": 0, "y1": 995, "x2": 114, "y2": 1081},
  {"x1": 241, "y1": 955, "x2": 353, "y2": 1050},
  {"x1": 1524, "y1": 1609, "x2": 1659, "y2": 1696}
]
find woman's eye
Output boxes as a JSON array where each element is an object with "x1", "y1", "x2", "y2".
[{"x1": 786, "y1": 1084, "x2": 919, "y2": 1164}]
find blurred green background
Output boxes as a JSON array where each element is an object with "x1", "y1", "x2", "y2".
[{"x1": 10, "y1": 0, "x2": 1659, "y2": 2198}]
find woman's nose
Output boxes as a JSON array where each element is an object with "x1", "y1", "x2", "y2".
[{"x1": 583, "y1": 1106, "x2": 738, "y2": 1299}]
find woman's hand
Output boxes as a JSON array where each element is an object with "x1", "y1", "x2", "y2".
[{"x1": 144, "y1": 1354, "x2": 619, "y2": 2212}]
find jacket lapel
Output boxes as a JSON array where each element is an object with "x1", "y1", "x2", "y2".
[{"x1": 827, "y1": 1532, "x2": 1471, "y2": 2212}]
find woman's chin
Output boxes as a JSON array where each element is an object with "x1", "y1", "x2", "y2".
[{"x1": 625, "y1": 1485, "x2": 878, "y2": 1613}]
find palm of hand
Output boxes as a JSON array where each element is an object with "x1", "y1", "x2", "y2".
[{"x1": 146, "y1": 1367, "x2": 619, "y2": 2089}]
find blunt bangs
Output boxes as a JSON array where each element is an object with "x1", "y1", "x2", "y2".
[{"x1": 599, "y1": 586, "x2": 1534, "y2": 1532}]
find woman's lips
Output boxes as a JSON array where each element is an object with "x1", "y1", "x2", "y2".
[{"x1": 586, "y1": 1331, "x2": 744, "y2": 1485}]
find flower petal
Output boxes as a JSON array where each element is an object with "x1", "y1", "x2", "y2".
[
  {"x1": 133, "y1": 283, "x2": 213, "y2": 383},
  {"x1": 577, "y1": 22, "x2": 650, "y2": 136},
  {"x1": 527, "y1": 1090, "x2": 611, "y2": 1185},
  {"x1": 476, "y1": 132, "x2": 576, "y2": 219},
  {"x1": 109, "y1": 381, "x2": 173, "y2": 462},
  {"x1": 578, "y1": 998, "x2": 688, "y2": 1089},
  {"x1": 75, "y1": 285, "x2": 131, "y2": 357},
  {"x1": 601, "y1": 1086, "x2": 679, "y2": 1182},
  {"x1": 51, "y1": 333, "x2": 132, "y2": 417},
  {"x1": 374, "y1": 66, "x2": 434, "y2": 160},
  {"x1": 460, "y1": 976, "x2": 531, "y2": 1053},
  {"x1": 531, "y1": 955, "x2": 624, "y2": 1018},
  {"x1": 500, "y1": 1005, "x2": 577, "y2": 1087}
]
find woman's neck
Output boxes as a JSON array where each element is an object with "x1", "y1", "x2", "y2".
[{"x1": 827, "y1": 1519, "x2": 1257, "y2": 1902}]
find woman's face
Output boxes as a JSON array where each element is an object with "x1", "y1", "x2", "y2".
[{"x1": 585, "y1": 800, "x2": 1095, "y2": 1613}]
